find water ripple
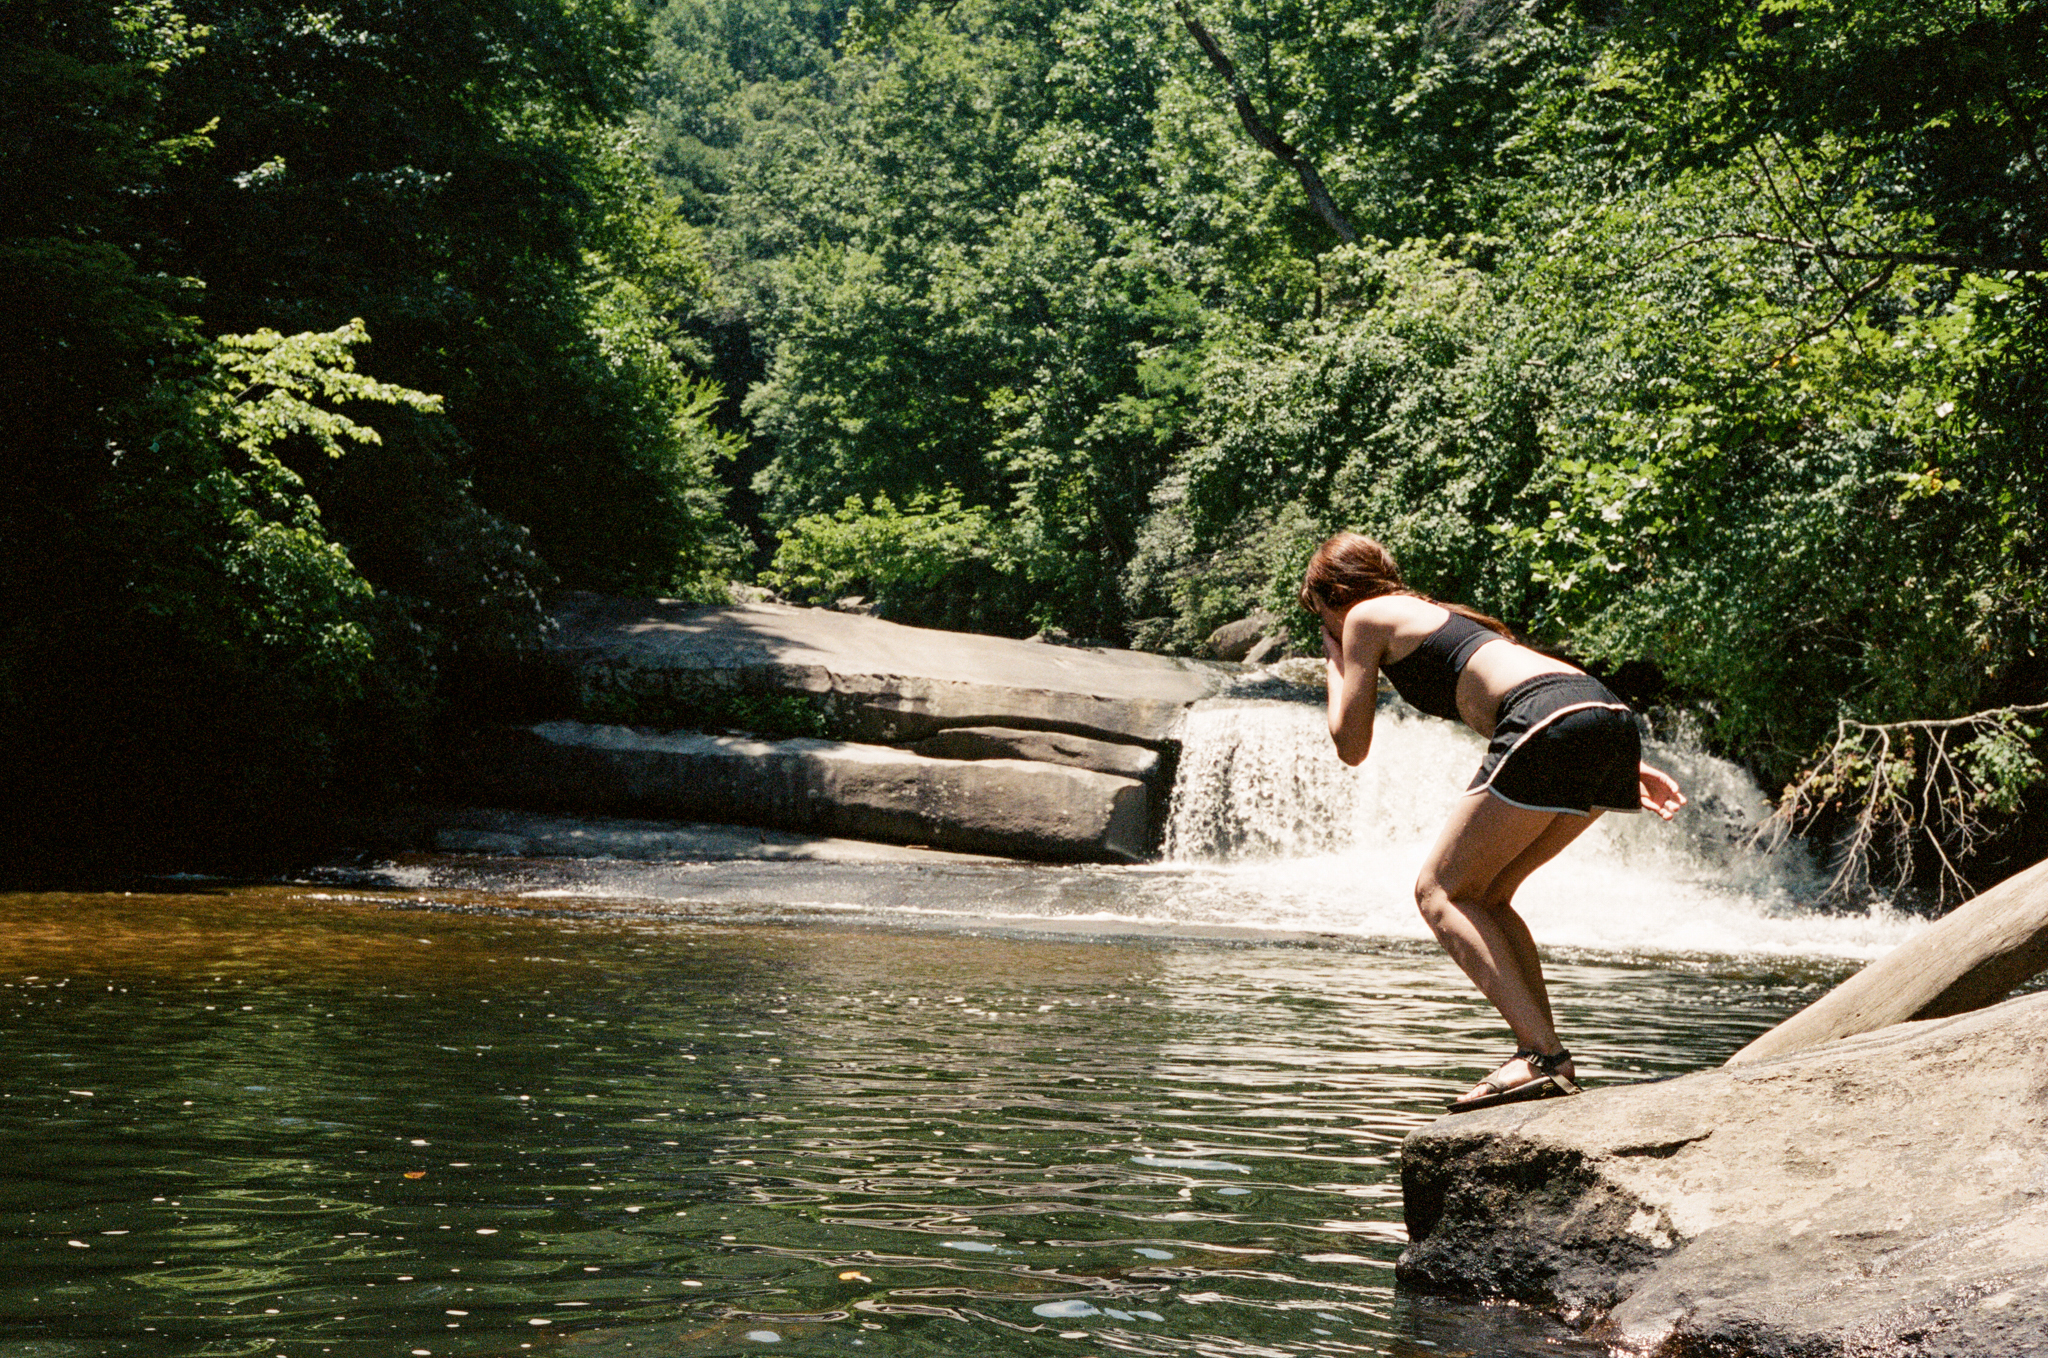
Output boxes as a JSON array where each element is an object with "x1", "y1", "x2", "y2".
[{"x1": 0, "y1": 886, "x2": 1842, "y2": 1356}]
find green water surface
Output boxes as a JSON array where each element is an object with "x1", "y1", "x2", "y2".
[{"x1": 0, "y1": 881, "x2": 1841, "y2": 1358}]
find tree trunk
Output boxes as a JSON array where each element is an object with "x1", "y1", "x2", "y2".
[{"x1": 1726, "y1": 855, "x2": 2048, "y2": 1066}]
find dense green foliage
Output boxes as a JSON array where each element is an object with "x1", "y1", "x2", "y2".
[
  {"x1": 12, "y1": 0, "x2": 2043, "y2": 885},
  {"x1": 645, "y1": 0, "x2": 2046, "y2": 887},
  {"x1": 2, "y1": 0, "x2": 738, "y2": 866}
]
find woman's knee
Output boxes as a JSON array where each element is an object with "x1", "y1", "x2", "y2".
[
  {"x1": 1416, "y1": 873, "x2": 1502, "y2": 924},
  {"x1": 1414, "y1": 874, "x2": 1455, "y2": 927}
]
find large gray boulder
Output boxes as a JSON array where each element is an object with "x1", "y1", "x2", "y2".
[
  {"x1": 1398, "y1": 991, "x2": 2048, "y2": 1356},
  {"x1": 469, "y1": 720, "x2": 1151, "y2": 863},
  {"x1": 545, "y1": 594, "x2": 1233, "y2": 748},
  {"x1": 1201, "y1": 611, "x2": 1281, "y2": 663}
]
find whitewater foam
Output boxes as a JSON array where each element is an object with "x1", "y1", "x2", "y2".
[{"x1": 1160, "y1": 699, "x2": 1917, "y2": 961}]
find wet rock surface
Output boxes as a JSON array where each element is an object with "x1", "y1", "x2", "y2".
[
  {"x1": 910, "y1": 725, "x2": 1162, "y2": 782},
  {"x1": 468, "y1": 721, "x2": 1153, "y2": 863},
  {"x1": 1399, "y1": 991, "x2": 2048, "y2": 1356}
]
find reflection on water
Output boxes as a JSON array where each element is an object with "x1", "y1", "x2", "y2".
[{"x1": 0, "y1": 883, "x2": 1846, "y2": 1357}]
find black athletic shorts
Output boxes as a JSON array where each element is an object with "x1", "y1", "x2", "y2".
[{"x1": 1467, "y1": 673, "x2": 1642, "y2": 816}]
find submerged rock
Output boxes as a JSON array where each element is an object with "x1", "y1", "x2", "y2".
[
  {"x1": 403, "y1": 806, "x2": 1005, "y2": 864},
  {"x1": 1399, "y1": 991, "x2": 2048, "y2": 1356}
]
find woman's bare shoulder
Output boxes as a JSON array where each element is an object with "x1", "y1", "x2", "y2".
[
  {"x1": 1340, "y1": 595, "x2": 1446, "y2": 666},
  {"x1": 1347, "y1": 593, "x2": 1446, "y2": 630}
]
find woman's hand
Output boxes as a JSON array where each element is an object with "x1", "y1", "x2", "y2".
[
  {"x1": 1317, "y1": 601, "x2": 1386, "y2": 766},
  {"x1": 1638, "y1": 763, "x2": 1686, "y2": 820}
]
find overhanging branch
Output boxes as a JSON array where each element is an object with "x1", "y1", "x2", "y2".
[{"x1": 1758, "y1": 703, "x2": 2048, "y2": 906}]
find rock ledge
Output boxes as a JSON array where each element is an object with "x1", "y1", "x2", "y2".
[
  {"x1": 1399, "y1": 991, "x2": 2048, "y2": 1356},
  {"x1": 547, "y1": 594, "x2": 1233, "y2": 747},
  {"x1": 467, "y1": 720, "x2": 1152, "y2": 862}
]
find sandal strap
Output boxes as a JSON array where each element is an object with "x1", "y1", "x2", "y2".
[{"x1": 1516, "y1": 1046, "x2": 1573, "y2": 1076}]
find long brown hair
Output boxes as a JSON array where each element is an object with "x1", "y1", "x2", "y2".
[{"x1": 1297, "y1": 532, "x2": 1514, "y2": 638}]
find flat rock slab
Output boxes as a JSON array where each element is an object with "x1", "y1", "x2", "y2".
[
  {"x1": 911, "y1": 725, "x2": 1163, "y2": 782},
  {"x1": 548, "y1": 594, "x2": 1234, "y2": 747},
  {"x1": 407, "y1": 807, "x2": 1005, "y2": 864},
  {"x1": 1398, "y1": 991, "x2": 2048, "y2": 1356},
  {"x1": 470, "y1": 721, "x2": 1151, "y2": 863}
]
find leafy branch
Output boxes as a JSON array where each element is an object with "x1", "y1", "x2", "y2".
[{"x1": 1760, "y1": 704, "x2": 2048, "y2": 906}]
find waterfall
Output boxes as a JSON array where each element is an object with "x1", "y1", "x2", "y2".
[
  {"x1": 1158, "y1": 698, "x2": 1915, "y2": 960},
  {"x1": 358, "y1": 692, "x2": 1920, "y2": 964},
  {"x1": 1165, "y1": 701, "x2": 1476, "y2": 862}
]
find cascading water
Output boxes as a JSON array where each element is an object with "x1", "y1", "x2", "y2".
[
  {"x1": 308, "y1": 692, "x2": 1920, "y2": 964},
  {"x1": 1158, "y1": 697, "x2": 1918, "y2": 960}
]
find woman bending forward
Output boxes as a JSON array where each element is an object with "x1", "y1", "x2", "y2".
[{"x1": 1300, "y1": 533, "x2": 1686, "y2": 1113}]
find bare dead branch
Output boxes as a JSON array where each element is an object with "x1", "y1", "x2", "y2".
[
  {"x1": 1773, "y1": 257, "x2": 1897, "y2": 362},
  {"x1": 1757, "y1": 703, "x2": 2048, "y2": 906},
  {"x1": 1990, "y1": 70, "x2": 2048, "y2": 197},
  {"x1": 1635, "y1": 227, "x2": 2024, "y2": 275},
  {"x1": 1174, "y1": 1, "x2": 1360, "y2": 247},
  {"x1": 1422, "y1": 0, "x2": 1520, "y2": 53}
]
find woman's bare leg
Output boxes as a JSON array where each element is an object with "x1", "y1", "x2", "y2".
[
  {"x1": 1415, "y1": 792, "x2": 1602, "y2": 1098},
  {"x1": 1469, "y1": 809, "x2": 1606, "y2": 1038}
]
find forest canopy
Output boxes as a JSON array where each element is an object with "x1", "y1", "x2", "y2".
[
  {"x1": 644, "y1": 0, "x2": 2047, "y2": 892},
  {"x1": 3, "y1": 0, "x2": 741, "y2": 864},
  {"x1": 6, "y1": 0, "x2": 2043, "y2": 889}
]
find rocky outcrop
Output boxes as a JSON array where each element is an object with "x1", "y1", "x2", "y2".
[
  {"x1": 458, "y1": 595, "x2": 1245, "y2": 863},
  {"x1": 546, "y1": 593, "x2": 1232, "y2": 748},
  {"x1": 1399, "y1": 991, "x2": 2048, "y2": 1356},
  {"x1": 1201, "y1": 611, "x2": 1283, "y2": 663},
  {"x1": 468, "y1": 720, "x2": 1152, "y2": 863}
]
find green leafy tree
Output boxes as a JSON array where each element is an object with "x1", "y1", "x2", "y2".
[
  {"x1": 2, "y1": 0, "x2": 742, "y2": 868},
  {"x1": 761, "y1": 488, "x2": 1001, "y2": 614},
  {"x1": 137, "y1": 0, "x2": 741, "y2": 601},
  {"x1": 704, "y1": 0, "x2": 1263, "y2": 634},
  {"x1": 640, "y1": 0, "x2": 2046, "y2": 890}
]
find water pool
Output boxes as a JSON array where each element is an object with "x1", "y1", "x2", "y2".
[{"x1": 0, "y1": 876, "x2": 1850, "y2": 1358}]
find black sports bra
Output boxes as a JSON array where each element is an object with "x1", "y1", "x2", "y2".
[{"x1": 1380, "y1": 611, "x2": 1503, "y2": 721}]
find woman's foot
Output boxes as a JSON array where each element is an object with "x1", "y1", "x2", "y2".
[{"x1": 1446, "y1": 1047, "x2": 1579, "y2": 1113}]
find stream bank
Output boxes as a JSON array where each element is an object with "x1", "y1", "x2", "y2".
[{"x1": 1400, "y1": 985, "x2": 2048, "y2": 1357}]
